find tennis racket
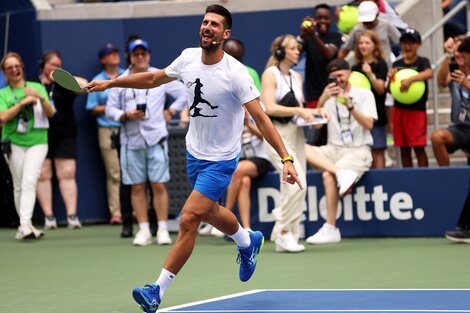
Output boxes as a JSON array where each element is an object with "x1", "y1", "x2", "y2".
[{"x1": 52, "y1": 68, "x2": 87, "y2": 93}]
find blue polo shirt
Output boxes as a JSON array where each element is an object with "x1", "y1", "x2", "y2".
[{"x1": 86, "y1": 68, "x2": 124, "y2": 127}]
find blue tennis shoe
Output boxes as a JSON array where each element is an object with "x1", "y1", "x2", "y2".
[
  {"x1": 237, "y1": 230, "x2": 264, "y2": 282},
  {"x1": 132, "y1": 284, "x2": 161, "y2": 313}
]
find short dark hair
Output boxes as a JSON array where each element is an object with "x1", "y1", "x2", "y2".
[
  {"x1": 314, "y1": 3, "x2": 331, "y2": 14},
  {"x1": 327, "y1": 58, "x2": 350, "y2": 73},
  {"x1": 224, "y1": 38, "x2": 245, "y2": 51},
  {"x1": 458, "y1": 36, "x2": 470, "y2": 54},
  {"x1": 205, "y1": 4, "x2": 232, "y2": 29}
]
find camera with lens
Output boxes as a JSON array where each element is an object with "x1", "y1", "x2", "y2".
[{"x1": 110, "y1": 131, "x2": 119, "y2": 150}]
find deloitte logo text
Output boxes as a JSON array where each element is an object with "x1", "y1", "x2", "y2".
[{"x1": 257, "y1": 185, "x2": 425, "y2": 222}]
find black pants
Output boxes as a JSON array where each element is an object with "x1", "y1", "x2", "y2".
[
  {"x1": 457, "y1": 177, "x2": 470, "y2": 230},
  {"x1": 0, "y1": 155, "x2": 18, "y2": 228}
]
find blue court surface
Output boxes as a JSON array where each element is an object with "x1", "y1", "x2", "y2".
[{"x1": 159, "y1": 289, "x2": 470, "y2": 313}]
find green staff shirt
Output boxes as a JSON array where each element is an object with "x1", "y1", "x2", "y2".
[{"x1": 0, "y1": 81, "x2": 50, "y2": 147}]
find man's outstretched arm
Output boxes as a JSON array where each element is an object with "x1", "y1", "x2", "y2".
[{"x1": 87, "y1": 69, "x2": 176, "y2": 92}]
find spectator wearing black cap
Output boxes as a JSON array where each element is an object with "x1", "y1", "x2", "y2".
[
  {"x1": 305, "y1": 58, "x2": 377, "y2": 245},
  {"x1": 86, "y1": 44, "x2": 127, "y2": 227},
  {"x1": 388, "y1": 28, "x2": 433, "y2": 168}
]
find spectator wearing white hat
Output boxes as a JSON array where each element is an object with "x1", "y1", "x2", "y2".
[{"x1": 338, "y1": 0, "x2": 401, "y2": 68}]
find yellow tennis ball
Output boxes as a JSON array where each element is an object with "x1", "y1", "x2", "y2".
[
  {"x1": 349, "y1": 71, "x2": 371, "y2": 90},
  {"x1": 337, "y1": 5, "x2": 359, "y2": 34},
  {"x1": 302, "y1": 20, "x2": 312, "y2": 29},
  {"x1": 390, "y1": 69, "x2": 426, "y2": 104}
]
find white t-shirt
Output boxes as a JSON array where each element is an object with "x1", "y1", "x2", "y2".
[
  {"x1": 166, "y1": 48, "x2": 260, "y2": 161},
  {"x1": 324, "y1": 85, "x2": 377, "y2": 147}
]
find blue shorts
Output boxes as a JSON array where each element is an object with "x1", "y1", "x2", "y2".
[
  {"x1": 371, "y1": 125, "x2": 387, "y2": 149},
  {"x1": 121, "y1": 141, "x2": 170, "y2": 185},
  {"x1": 186, "y1": 151, "x2": 239, "y2": 202}
]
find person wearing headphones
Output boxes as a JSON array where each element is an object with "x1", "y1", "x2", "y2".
[
  {"x1": 261, "y1": 34, "x2": 328, "y2": 253},
  {"x1": 105, "y1": 39, "x2": 187, "y2": 246}
]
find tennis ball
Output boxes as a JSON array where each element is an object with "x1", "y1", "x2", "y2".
[
  {"x1": 390, "y1": 69, "x2": 425, "y2": 104},
  {"x1": 337, "y1": 5, "x2": 359, "y2": 34},
  {"x1": 337, "y1": 97, "x2": 346, "y2": 104},
  {"x1": 349, "y1": 71, "x2": 371, "y2": 90},
  {"x1": 303, "y1": 20, "x2": 312, "y2": 29}
]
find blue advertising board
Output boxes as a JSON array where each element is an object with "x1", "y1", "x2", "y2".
[{"x1": 250, "y1": 167, "x2": 470, "y2": 238}]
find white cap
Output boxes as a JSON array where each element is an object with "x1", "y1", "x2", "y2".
[{"x1": 358, "y1": 1, "x2": 379, "y2": 23}]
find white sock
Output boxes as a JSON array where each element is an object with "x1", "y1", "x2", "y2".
[
  {"x1": 139, "y1": 223, "x2": 150, "y2": 232},
  {"x1": 155, "y1": 268, "x2": 176, "y2": 299},
  {"x1": 158, "y1": 221, "x2": 168, "y2": 231},
  {"x1": 229, "y1": 225, "x2": 251, "y2": 248},
  {"x1": 323, "y1": 223, "x2": 336, "y2": 230}
]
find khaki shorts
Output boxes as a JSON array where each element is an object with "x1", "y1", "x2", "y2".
[{"x1": 312, "y1": 144, "x2": 372, "y2": 179}]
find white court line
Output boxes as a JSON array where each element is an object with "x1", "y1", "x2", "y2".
[
  {"x1": 158, "y1": 289, "x2": 265, "y2": 312},
  {"x1": 159, "y1": 289, "x2": 470, "y2": 312},
  {"x1": 158, "y1": 309, "x2": 470, "y2": 313}
]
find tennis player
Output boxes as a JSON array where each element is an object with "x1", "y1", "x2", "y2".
[{"x1": 87, "y1": 5, "x2": 303, "y2": 313}]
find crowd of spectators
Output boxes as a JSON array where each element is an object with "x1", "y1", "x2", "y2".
[{"x1": 1, "y1": 1, "x2": 469, "y2": 244}]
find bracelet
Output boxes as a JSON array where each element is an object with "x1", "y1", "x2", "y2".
[
  {"x1": 281, "y1": 155, "x2": 294, "y2": 164},
  {"x1": 347, "y1": 104, "x2": 355, "y2": 112}
]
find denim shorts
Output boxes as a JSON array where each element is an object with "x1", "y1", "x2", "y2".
[
  {"x1": 186, "y1": 151, "x2": 239, "y2": 202},
  {"x1": 121, "y1": 141, "x2": 170, "y2": 185}
]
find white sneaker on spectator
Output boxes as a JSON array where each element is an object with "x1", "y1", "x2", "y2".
[
  {"x1": 30, "y1": 225, "x2": 44, "y2": 239},
  {"x1": 67, "y1": 215, "x2": 82, "y2": 229},
  {"x1": 133, "y1": 229, "x2": 153, "y2": 246},
  {"x1": 210, "y1": 227, "x2": 225, "y2": 238},
  {"x1": 156, "y1": 229, "x2": 172, "y2": 245},
  {"x1": 336, "y1": 169, "x2": 358, "y2": 197},
  {"x1": 306, "y1": 224, "x2": 341, "y2": 244},
  {"x1": 15, "y1": 225, "x2": 35, "y2": 240},
  {"x1": 198, "y1": 223, "x2": 213, "y2": 236},
  {"x1": 275, "y1": 231, "x2": 305, "y2": 252},
  {"x1": 44, "y1": 216, "x2": 58, "y2": 230}
]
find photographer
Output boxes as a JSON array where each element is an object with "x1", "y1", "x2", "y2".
[
  {"x1": 431, "y1": 35, "x2": 470, "y2": 166},
  {"x1": 0, "y1": 52, "x2": 55, "y2": 240},
  {"x1": 305, "y1": 58, "x2": 377, "y2": 245},
  {"x1": 105, "y1": 39, "x2": 187, "y2": 246}
]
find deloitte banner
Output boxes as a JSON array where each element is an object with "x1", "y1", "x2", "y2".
[{"x1": 249, "y1": 167, "x2": 470, "y2": 238}]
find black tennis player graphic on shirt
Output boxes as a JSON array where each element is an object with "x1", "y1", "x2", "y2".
[{"x1": 189, "y1": 78, "x2": 218, "y2": 117}]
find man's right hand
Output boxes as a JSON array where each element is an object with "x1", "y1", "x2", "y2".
[
  {"x1": 87, "y1": 80, "x2": 111, "y2": 92},
  {"x1": 125, "y1": 109, "x2": 146, "y2": 121}
]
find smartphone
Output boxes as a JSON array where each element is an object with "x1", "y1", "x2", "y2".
[
  {"x1": 327, "y1": 76, "x2": 337, "y2": 85},
  {"x1": 449, "y1": 61, "x2": 459, "y2": 73},
  {"x1": 136, "y1": 103, "x2": 147, "y2": 112}
]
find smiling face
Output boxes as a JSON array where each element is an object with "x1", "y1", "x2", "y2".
[
  {"x1": 358, "y1": 34, "x2": 375, "y2": 58},
  {"x1": 314, "y1": 7, "x2": 332, "y2": 35},
  {"x1": 199, "y1": 12, "x2": 230, "y2": 51},
  {"x1": 330, "y1": 69, "x2": 351, "y2": 89},
  {"x1": 2, "y1": 56, "x2": 24, "y2": 84},
  {"x1": 130, "y1": 46, "x2": 150, "y2": 71}
]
